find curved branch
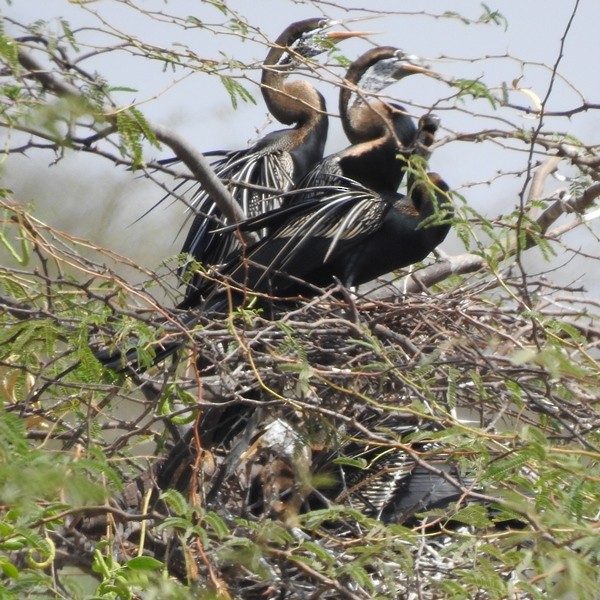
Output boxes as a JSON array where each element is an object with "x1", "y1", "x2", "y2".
[
  {"x1": 504, "y1": 101, "x2": 600, "y2": 118},
  {"x1": 527, "y1": 156, "x2": 562, "y2": 207},
  {"x1": 515, "y1": 156, "x2": 600, "y2": 252},
  {"x1": 535, "y1": 182, "x2": 600, "y2": 237},
  {"x1": 15, "y1": 43, "x2": 258, "y2": 246},
  {"x1": 371, "y1": 167, "x2": 599, "y2": 299}
]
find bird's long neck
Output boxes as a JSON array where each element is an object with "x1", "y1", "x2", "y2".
[
  {"x1": 340, "y1": 85, "x2": 392, "y2": 145},
  {"x1": 339, "y1": 90, "x2": 414, "y2": 191},
  {"x1": 339, "y1": 136, "x2": 404, "y2": 192},
  {"x1": 261, "y1": 44, "x2": 324, "y2": 127}
]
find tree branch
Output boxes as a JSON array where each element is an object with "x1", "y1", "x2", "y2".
[
  {"x1": 527, "y1": 156, "x2": 562, "y2": 207},
  {"x1": 535, "y1": 182, "x2": 600, "y2": 235},
  {"x1": 17, "y1": 47, "x2": 82, "y2": 97},
  {"x1": 400, "y1": 253, "x2": 485, "y2": 293},
  {"x1": 150, "y1": 124, "x2": 257, "y2": 242},
  {"x1": 15, "y1": 43, "x2": 258, "y2": 246}
]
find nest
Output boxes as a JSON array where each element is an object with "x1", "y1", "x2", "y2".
[{"x1": 67, "y1": 276, "x2": 598, "y2": 599}]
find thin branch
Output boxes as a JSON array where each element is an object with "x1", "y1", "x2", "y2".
[{"x1": 15, "y1": 43, "x2": 258, "y2": 246}]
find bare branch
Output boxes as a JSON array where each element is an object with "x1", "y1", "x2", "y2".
[
  {"x1": 529, "y1": 182, "x2": 600, "y2": 251},
  {"x1": 527, "y1": 155, "x2": 562, "y2": 207},
  {"x1": 14, "y1": 43, "x2": 258, "y2": 246},
  {"x1": 401, "y1": 253, "x2": 485, "y2": 292}
]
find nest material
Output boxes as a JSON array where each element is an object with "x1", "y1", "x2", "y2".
[{"x1": 66, "y1": 278, "x2": 598, "y2": 599}]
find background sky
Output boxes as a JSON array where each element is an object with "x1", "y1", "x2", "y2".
[{"x1": 2, "y1": 0, "x2": 599, "y2": 298}]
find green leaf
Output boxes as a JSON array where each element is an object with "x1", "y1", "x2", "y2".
[
  {"x1": 479, "y1": 3, "x2": 508, "y2": 30},
  {"x1": 450, "y1": 503, "x2": 492, "y2": 528},
  {"x1": 332, "y1": 456, "x2": 367, "y2": 469},
  {"x1": 0, "y1": 24, "x2": 18, "y2": 72},
  {"x1": 219, "y1": 75, "x2": 256, "y2": 109},
  {"x1": 125, "y1": 556, "x2": 164, "y2": 570},
  {"x1": 115, "y1": 106, "x2": 159, "y2": 168},
  {"x1": 0, "y1": 557, "x2": 19, "y2": 579},
  {"x1": 484, "y1": 453, "x2": 531, "y2": 482},
  {"x1": 345, "y1": 564, "x2": 373, "y2": 590},
  {"x1": 203, "y1": 512, "x2": 229, "y2": 540},
  {"x1": 159, "y1": 489, "x2": 189, "y2": 516},
  {"x1": 158, "y1": 517, "x2": 193, "y2": 533},
  {"x1": 298, "y1": 541, "x2": 335, "y2": 567},
  {"x1": 453, "y1": 78, "x2": 498, "y2": 108},
  {"x1": 203, "y1": 0, "x2": 228, "y2": 15},
  {"x1": 59, "y1": 19, "x2": 79, "y2": 51}
]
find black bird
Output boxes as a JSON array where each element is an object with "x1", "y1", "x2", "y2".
[
  {"x1": 176, "y1": 19, "x2": 365, "y2": 307},
  {"x1": 96, "y1": 133, "x2": 449, "y2": 370},
  {"x1": 301, "y1": 46, "x2": 435, "y2": 194},
  {"x1": 308, "y1": 412, "x2": 472, "y2": 525},
  {"x1": 154, "y1": 409, "x2": 474, "y2": 529},
  {"x1": 96, "y1": 45, "x2": 447, "y2": 368},
  {"x1": 204, "y1": 171, "x2": 453, "y2": 311},
  {"x1": 193, "y1": 49, "x2": 446, "y2": 311},
  {"x1": 178, "y1": 44, "x2": 434, "y2": 309}
]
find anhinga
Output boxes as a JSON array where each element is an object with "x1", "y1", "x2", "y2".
[
  {"x1": 179, "y1": 46, "x2": 436, "y2": 309},
  {"x1": 96, "y1": 44, "x2": 449, "y2": 367},
  {"x1": 188, "y1": 46, "x2": 448, "y2": 308},
  {"x1": 308, "y1": 412, "x2": 472, "y2": 525},
  {"x1": 204, "y1": 171, "x2": 453, "y2": 312},
  {"x1": 154, "y1": 410, "x2": 474, "y2": 529},
  {"x1": 300, "y1": 46, "x2": 435, "y2": 194},
  {"x1": 176, "y1": 19, "x2": 364, "y2": 305}
]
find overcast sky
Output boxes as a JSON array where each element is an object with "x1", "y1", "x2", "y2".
[{"x1": 3, "y1": 0, "x2": 598, "y2": 294}]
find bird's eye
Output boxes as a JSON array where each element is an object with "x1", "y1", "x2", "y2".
[
  {"x1": 394, "y1": 49, "x2": 407, "y2": 61},
  {"x1": 308, "y1": 19, "x2": 329, "y2": 39}
]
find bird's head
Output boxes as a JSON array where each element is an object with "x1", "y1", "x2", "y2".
[
  {"x1": 412, "y1": 172, "x2": 453, "y2": 221},
  {"x1": 275, "y1": 18, "x2": 371, "y2": 67},
  {"x1": 351, "y1": 46, "x2": 438, "y2": 94}
]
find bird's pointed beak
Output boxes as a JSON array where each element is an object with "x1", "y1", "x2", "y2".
[
  {"x1": 324, "y1": 30, "x2": 375, "y2": 41},
  {"x1": 393, "y1": 61, "x2": 441, "y2": 80},
  {"x1": 394, "y1": 53, "x2": 445, "y2": 79},
  {"x1": 398, "y1": 64, "x2": 437, "y2": 76}
]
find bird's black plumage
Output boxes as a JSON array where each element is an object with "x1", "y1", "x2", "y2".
[
  {"x1": 95, "y1": 172, "x2": 451, "y2": 370},
  {"x1": 96, "y1": 161, "x2": 451, "y2": 370},
  {"x1": 305, "y1": 412, "x2": 473, "y2": 525},
  {"x1": 190, "y1": 48, "x2": 446, "y2": 312},
  {"x1": 96, "y1": 44, "x2": 450, "y2": 369},
  {"x1": 203, "y1": 171, "x2": 453, "y2": 312}
]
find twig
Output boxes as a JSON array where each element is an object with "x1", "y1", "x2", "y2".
[{"x1": 15, "y1": 44, "x2": 258, "y2": 247}]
